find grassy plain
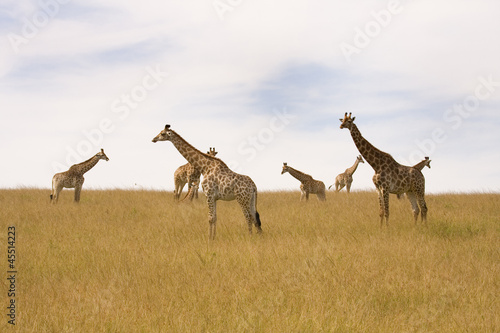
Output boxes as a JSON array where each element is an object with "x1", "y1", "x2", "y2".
[{"x1": 0, "y1": 189, "x2": 499, "y2": 332}]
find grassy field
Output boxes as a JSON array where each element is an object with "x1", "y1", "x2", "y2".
[{"x1": 0, "y1": 189, "x2": 499, "y2": 332}]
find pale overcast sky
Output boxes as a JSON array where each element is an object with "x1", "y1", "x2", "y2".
[{"x1": 1, "y1": 0, "x2": 499, "y2": 193}]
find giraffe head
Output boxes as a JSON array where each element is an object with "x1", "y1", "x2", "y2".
[
  {"x1": 424, "y1": 156, "x2": 431, "y2": 168},
  {"x1": 96, "y1": 148, "x2": 109, "y2": 161},
  {"x1": 339, "y1": 112, "x2": 356, "y2": 130},
  {"x1": 281, "y1": 162, "x2": 290, "y2": 175},
  {"x1": 207, "y1": 147, "x2": 218, "y2": 157},
  {"x1": 152, "y1": 124, "x2": 173, "y2": 143},
  {"x1": 357, "y1": 155, "x2": 365, "y2": 163}
]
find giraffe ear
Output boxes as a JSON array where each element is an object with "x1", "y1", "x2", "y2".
[{"x1": 351, "y1": 117, "x2": 356, "y2": 121}]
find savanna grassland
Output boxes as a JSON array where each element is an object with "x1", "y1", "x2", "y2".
[{"x1": 0, "y1": 189, "x2": 499, "y2": 332}]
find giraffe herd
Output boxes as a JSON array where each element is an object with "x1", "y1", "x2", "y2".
[{"x1": 51, "y1": 113, "x2": 431, "y2": 235}]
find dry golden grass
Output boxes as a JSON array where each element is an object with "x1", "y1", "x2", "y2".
[{"x1": 1, "y1": 189, "x2": 499, "y2": 332}]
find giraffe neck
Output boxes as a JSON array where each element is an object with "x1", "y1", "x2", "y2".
[
  {"x1": 349, "y1": 124, "x2": 397, "y2": 171},
  {"x1": 346, "y1": 158, "x2": 361, "y2": 176},
  {"x1": 412, "y1": 160, "x2": 428, "y2": 171},
  {"x1": 287, "y1": 167, "x2": 313, "y2": 183},
  {"x1": 169, "y1": 130, "x2": 222, "y2": 173},
  {"x1": 72, "y1": 155, "x2": 101, "y2": 175}
]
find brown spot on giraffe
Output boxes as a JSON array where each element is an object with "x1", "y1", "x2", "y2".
[
  {"x1": 339, "y1": 113, "x2": 427, "y2": 226},
  {"x1": 397, "y1": 157, "x2": 431, "y2": 199},
  {"x1": 153, "y1": 125, "x2": 262, "y2": 239},
  {"x1": 50, "y1": 149, "x2": 109, "y2": 203},
  {"x1": 329, "y1": 155, "x2": 364, "y2": 193},
  {"x1": 281, "y1": 163, "x2": 326, "y2": 201}
]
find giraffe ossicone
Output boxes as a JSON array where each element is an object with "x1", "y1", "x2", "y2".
[
  {"x1": 50, "y1": 148, "x2": 109, "y2": 203},
  {"x1": 153, "y1": 124, "x2": 262, "y2": 239}
]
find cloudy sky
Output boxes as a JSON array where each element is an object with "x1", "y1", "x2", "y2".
[{"x1": 1, "y1": 0, "x2": 499, "y2": 193}]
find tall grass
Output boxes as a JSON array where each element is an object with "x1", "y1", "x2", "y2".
[{"x1": 1, "y1": 189, "x2": 498, "y2": 332}]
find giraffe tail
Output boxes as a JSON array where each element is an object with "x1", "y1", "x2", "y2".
[
  {"x1": 255, "y1": 211, "x2": 261, "y2": 228},
  {"x1": 253, "y1": 190, "x2": 262, "y2": 230}
]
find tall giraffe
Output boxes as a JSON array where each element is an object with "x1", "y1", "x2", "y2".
[
  {"x1": 281, "y1": 163, "x2": 326, "y2": 201},
  {"x1": 50, "y1": 149, "x2": 109, "y2": 203},
  {"x1": 328, "y1": 155, "x2": 364, "y2": 193},
  {"x1": 153, "y1": 125, "x2": 262, "y2": 239},
  {"x1": 339, "y1": 113, "x2": 427, "y2": 225},
  {"x1": 173, "y1": 147, "x2": 218, "y2": 201}
]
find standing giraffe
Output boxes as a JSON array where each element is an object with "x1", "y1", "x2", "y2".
[
  {"x1": 152, "y1": 125, "x2": 262, "y2": 239},
  {"x1": 328, "y1": 155, "x2": 364, "y2": 193},
  {"x1": 173, "y1": 147, "x2": 218, "y2": 201},
  {"x1": 50, "y1": 149, "x2": 109, "y2": 203},
  {"x1": 281, "y1": 163, "x2": 326, "y2": 201},
  {"x1": 339, "y1": 113, "x2": 427, "y2": 225}
]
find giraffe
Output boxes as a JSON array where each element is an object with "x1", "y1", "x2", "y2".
[
  {"x1": 328, "y1": 155, "x2": 364, "y2": 193},
  {"x1": 152, "y1": 125, "x2": 262, "y2": 239},
  {"x1": 281, "y1": 163, "x2": 326, "y2": 201},
  {"x1": 339, "y1": 113, "x2": 427, "y2": 226},
  {"x1": 50, "y1": 149, "x2": 109, "y2": 203},
  {"x1": 173, "y1": 147, "x2": 218, "y2": 201},
  {"x1": 397, "y1": 156, "x2": 432, "y2": 200}
]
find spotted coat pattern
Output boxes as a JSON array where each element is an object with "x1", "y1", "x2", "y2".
[
  {"x1": 329, "y1": 155, "x2": 364, "y2": 193},
  {"x1": 50, "y1": 149, "x2": 109, "y2": 203},
  {"x1": 281, "y1": 163, "x2": 326, "y2": 201},
  {"x1": 397, "y1": 157, "x2": 431, "y2": 199},
  {"x1": 173, "y1": 147, "x2": 218, "y2": 201},
  {"x1": 153, "y1": 125, "x2": 262, "y2": 239},
  {"x1": 340, "y1": 113, "x2": 427, "y2": 226}
]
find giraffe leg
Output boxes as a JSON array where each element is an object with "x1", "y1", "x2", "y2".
[
  {"x1": 377, "y1": 188, "x2": 389, "y2": 227},
  {"x1": 407, "y1": 192, "x2": 420, "y2": 223},
  {"x1": 383, "y1": 190, "x2": 390, "y2": 226},
  {"x1": 74, "y1": 183, "x2": 83, "y2": 203},
  {"x1": 175, "y1": 181, "x2": 186, "y2": 201},
  {"x1": 207, "y1": 196, "x2": 217, "y2": 239},
  {"x1": 317, "y1": 187, "x2": 326, "y2": 201},
  {"x1": 305, "y1": 192, "x2": 310, "y2": 201},
  {"x1": 346, "y1": 181, "x2": 352, "y2": 194},
  {"x1": 239, "y1": 203, "x2": 254, "y2": 234},
  {"x1": 417, "y1": 194, "x2": 428, "y2": 224},
  {"x1": 52, "y1": 184, "x2": 63, "y2": 204}
]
